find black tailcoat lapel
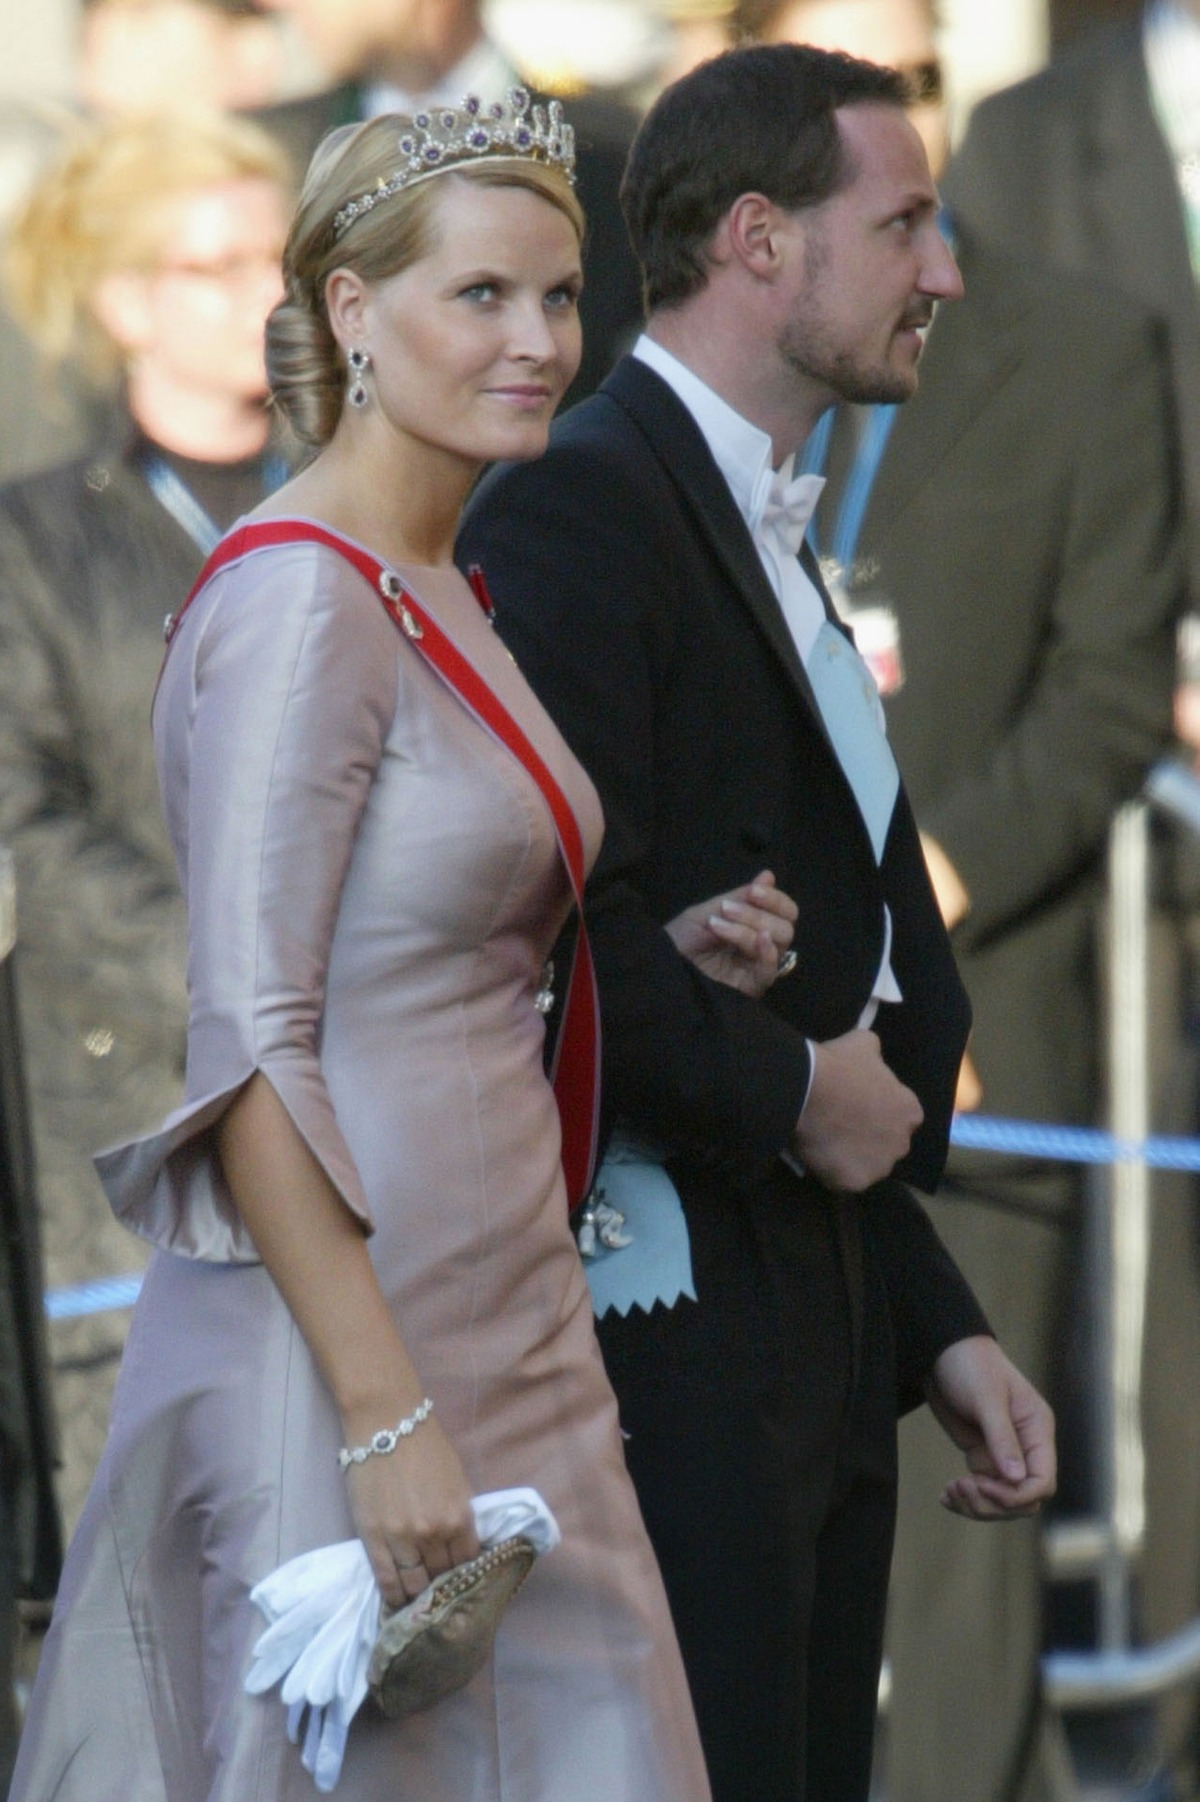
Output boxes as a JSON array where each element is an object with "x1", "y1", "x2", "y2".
[{"x1": 600, "y1": 358, "x2": 829, "y2": 732}]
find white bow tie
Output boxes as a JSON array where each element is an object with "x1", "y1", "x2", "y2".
[{"x1": 754, "y1": 467, "x2": 825, "y2": 561}]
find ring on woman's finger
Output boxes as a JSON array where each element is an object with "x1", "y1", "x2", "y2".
[
  {"x1": 396, "y1": 1556, "x2": 424, "y2": 1571},
  {"x1": 776, "y1": 949, "x2": 798, "y2": 978}
]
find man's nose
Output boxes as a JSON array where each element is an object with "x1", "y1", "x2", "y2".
[{"x1": 922, "y1": 227, "x2": 964, "y2": 302}]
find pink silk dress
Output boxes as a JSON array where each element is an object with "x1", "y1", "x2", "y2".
[{"x1": 10, "y1": 533, "x2": 710, "y2": 1802}]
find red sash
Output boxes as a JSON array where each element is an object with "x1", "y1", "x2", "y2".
[{"x1": 165, "y1": 519, "x2": 600, "y2": 1212}]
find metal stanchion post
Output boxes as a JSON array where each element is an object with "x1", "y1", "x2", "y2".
[{"x1": 1103, "y1": 799, "x2": 1151, "y2": 1648}]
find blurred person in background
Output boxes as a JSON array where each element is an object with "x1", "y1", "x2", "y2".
[
  {"x1": 948, "y1": 7, "x2": 1200, "y2": 1794},
  {"x1": 0, "y1": 880, "x2": 61, "y2": 1796},
  {"x1": 651, "y1": 0, "x2": 737, "y2": 90},
  {"x1": 0, "y1": 0, "x2": 291, "y2": 488},
  {"x1": 0, "y1": 108, "x2": 291, "y2": 1539},
  {"x1": 944, "y1": 0, "x2": 1200, "y2": 739},
  {"x1": 252, "y1": 0, "x2": 644, "y2": 402},
  {"x1": 79, "y1": 0, "x2": 287, "y2": 115},
  {"x1": 739, "y1": 3, "x2": 1185, "y2": 1798}
]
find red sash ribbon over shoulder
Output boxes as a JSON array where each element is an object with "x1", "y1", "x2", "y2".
[{"x1": 165, "y1": 519, "x2": 600, "y2": 1213}]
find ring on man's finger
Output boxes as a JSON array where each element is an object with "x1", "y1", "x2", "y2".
[{"x1": 776, "y1": 949, "x2": 798, "y2": 978}]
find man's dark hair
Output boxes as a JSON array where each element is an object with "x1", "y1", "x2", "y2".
[{"x1": 621, "y1": 43, "x2": 908, "y2": 313}]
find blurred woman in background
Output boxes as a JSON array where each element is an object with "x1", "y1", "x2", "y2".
[{"x1": 0, "y1": 107, "x2": 292, "y2": 1538}]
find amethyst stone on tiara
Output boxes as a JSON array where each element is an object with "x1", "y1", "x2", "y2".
[{"x1": 331, "y1": 88, "x2": 576, "y2": 240}]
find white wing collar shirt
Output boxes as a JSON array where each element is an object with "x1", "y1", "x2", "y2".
[{"x1": 632, "y1": 334, "x2": 901, "y2": 1022}]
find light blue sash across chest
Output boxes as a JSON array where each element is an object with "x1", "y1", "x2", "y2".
[{"x1": 582, "y1": 591, "x2": 899, "y2": 1318}]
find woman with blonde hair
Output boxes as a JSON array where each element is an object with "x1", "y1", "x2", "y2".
[
  {"x1": 9, "y1": 97, "x2": 796, "y2": 1799},
  {"x1": 0, "y1": 106, "x2": 291, "y2": 1565}
]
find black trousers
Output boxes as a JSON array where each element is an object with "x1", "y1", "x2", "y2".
[{"x1": 597, "y1": 1167, "x2": 899, "y2": 1802}]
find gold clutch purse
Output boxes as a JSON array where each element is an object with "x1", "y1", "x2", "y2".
[{"x1": 367, "y1": 1536, "x2": 536, "y2": 1718}]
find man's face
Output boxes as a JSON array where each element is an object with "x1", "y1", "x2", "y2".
[
  {"x1": 762, "y1": 0, "x2": 948, "y2": 177},
  {"x1": 774, "y1": 102, "x2": 961, "y2": 406}
]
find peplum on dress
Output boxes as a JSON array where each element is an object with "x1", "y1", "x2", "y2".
[{"x1": 9, "y1": 531, "x2": 710, "y2": 1802}]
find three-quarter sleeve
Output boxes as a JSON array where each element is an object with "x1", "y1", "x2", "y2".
[{"x1": 96, "y1": 544, "x2": 400, "y2": 1262}]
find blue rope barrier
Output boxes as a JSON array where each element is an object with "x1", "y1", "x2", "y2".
[
  {"x1": 39, "y1": 1115, "x2": 1200, "y2": 1322},
  {"x1": 950, "y1": 1113, "x2": 1200, "y2": 1173},
  {"x1": 45, "y1": 1273, "x2": 143, "y2": 1321}
]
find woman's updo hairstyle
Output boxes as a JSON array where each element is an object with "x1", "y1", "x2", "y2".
[
  {"x1": 4, "y1": 107, "x2": 288, "y2": 382},
  {"x1": 267, "y1": 112, "x2": 585, "y2": 449}
]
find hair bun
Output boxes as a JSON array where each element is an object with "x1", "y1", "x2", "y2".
[{"x1": 265, "y1": 298, "x2": 342, "y2": 448}]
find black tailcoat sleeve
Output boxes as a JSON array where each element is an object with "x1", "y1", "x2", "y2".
[{"x1": 458, "y1": 359, "x2": 986, "y2": 1394}]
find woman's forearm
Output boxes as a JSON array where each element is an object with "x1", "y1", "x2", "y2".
[
  {"x1": 216, "y1": 1070, "x2": 477, "y2": 1599},
  {"x1": 215, "y1": 1069, "x2": 422, "y2": 1431}
]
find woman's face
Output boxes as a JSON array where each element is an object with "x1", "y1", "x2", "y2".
[
  {"x1": 105, "y1": 176, "x2": 287, "y2": 403},
  {"x1": 347, "y1": 177, "x2": 583, "y2": 470}
]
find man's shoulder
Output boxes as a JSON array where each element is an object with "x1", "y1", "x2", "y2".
[{"x1": 965, "y1": 20, "x2": 1141, "y2": 135}]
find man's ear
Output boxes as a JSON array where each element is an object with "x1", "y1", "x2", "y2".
[
  {"x1": 722, "y1": 192, "x2": 789, "y2": 281},
  {"x1": 324, "y1": 267, "x2": 371, "y2": 352},
  {"x1": 92, "y1": 270, "x2": 155, "y2": 356}
]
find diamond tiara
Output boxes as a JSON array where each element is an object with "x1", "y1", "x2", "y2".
[{"x1": 331, "y1": 88, "x2": 576, "y2": 240}]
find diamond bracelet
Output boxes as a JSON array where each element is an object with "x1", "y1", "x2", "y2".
[{"x1": 338, "y1": 1398, "x2": 435, "y2": 1471}]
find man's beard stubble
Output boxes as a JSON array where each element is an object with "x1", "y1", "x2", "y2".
[{"x1": 778, "y1": 230, "x2": 928, "y2": 407}]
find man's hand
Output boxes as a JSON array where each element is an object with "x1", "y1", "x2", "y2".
[
  {"x1": 927, "y1": 1335, "x2": 1057, "y2": 1521},
  {"x1": 795, "y1": 1029, "x2": 923, "y2": 1191}
]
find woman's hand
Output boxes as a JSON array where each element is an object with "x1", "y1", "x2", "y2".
[
  {"x1": 342, "y1": 1410, "x2": 480, "y2": 1609},
  {"x1": 665, "y1": 869, "x2": 798, "y2": 998}
]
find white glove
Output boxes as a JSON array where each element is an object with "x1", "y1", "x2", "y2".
[{"x1": 245, "y1": 1486, "x2": 559, "y2": 1791}]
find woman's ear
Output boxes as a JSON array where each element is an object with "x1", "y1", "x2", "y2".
[
  {"x1": 91, "y1": 269, "x2": 155, "y2": 356},
  {"x1": 324, "y1": 267, "x2": 370, "y2": 353}
]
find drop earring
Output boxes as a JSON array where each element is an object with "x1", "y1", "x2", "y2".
[{"x1": 347, "y1": 347, "x2": 370, "y2": 408}]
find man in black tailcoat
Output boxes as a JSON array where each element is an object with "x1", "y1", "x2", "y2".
[{"x1": 459, "y1": 45, "x2": 1057, "y2": 1802}]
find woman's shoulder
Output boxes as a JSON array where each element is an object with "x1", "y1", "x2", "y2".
[
  {"x1": 197, "y1": 522, "x2": 384, "y2": 611},
  {"x1": 180, "y1": 523, "x2": 403, "y2": 702}
]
